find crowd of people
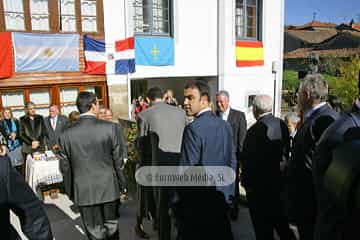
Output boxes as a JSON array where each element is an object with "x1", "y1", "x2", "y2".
[{"x1": 1, "y1": 73, "x2": 360, "y2": 240}]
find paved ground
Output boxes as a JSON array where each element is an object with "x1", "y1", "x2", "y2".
[{"x1": 12, "y1": 192, "x2": 257, "y2": 240}]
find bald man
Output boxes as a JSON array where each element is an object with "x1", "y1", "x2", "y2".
[{"x1": 44, "y1": 105, "x2": 69, "y2": 151}]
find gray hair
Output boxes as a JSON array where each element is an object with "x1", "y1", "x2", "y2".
[
  {"x1": 216, "y1": 90, "x2": 230, "y2": 100},
  {"x1": 284, "y1": 112, "x2": 300, "y2": 124},
  {"x1": 253, "y1": 94, "x2": 273, "y2": 115},
  {"x1": 299, "y1": 74, "x2": 328, "y2": 101}
]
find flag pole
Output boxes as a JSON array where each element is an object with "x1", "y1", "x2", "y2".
[{"x1": 124, "y1": 0, "x2": 132, "y2": 120}]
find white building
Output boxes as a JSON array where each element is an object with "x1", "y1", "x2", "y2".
[{"x1": 0, "y1": 0, "x2": 284, "y2": 120}]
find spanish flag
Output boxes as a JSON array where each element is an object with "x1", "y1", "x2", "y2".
[{"x1": 236, "y1": 41, "x2": 264, "y2": 67}]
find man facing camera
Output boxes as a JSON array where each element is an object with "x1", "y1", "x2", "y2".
[
  {"x1": 44, "y1": 105, "x2": 69, "y2": 151},
  {"x1": 58, "y1": 91, "x2": 125, "y2": 240},
  {"x1": 216, "y1": 90, "x2": 247, "y2": 220}
]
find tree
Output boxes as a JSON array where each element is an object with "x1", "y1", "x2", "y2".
[{"x1": 331, "y1": 56, "x2": 360, "y2": 109}]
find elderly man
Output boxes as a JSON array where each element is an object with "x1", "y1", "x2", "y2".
[
  {"x1": 175, "y1": 81, "x2": 236, "y2": 240},
  {"x1": 44, "y1": 105, "x2": 69, "y2": 151},
  {"x1": 241, "y1": 95, "x2": 295, "y2": 240},
  {"x1": 289, "y1": 74, "x2": 340, "y2": 240},
  {"x1": 216, "y1": 90, "x2": 247, "y2": 220}
]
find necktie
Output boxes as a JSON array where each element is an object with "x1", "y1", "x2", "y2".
[{"x1": 51, "y1": 118, "x2": 56, "y2": 130}]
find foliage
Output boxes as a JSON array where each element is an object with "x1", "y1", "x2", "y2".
[
  {"x1": 331, "y1": 56, "x2": 360, "y2": 109},
  {"x1": 283, "y1": 70, "x2": 339, "y2": 91},
  {"x1": 124, "y1": 122, "x2": 138, "y2": 187}
]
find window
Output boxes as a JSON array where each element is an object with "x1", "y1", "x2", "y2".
[
  {"x1": 1, "y1": 91, "x2": 25, "y2": 119},
  {"x1": 2, "y1": 0, "x2": 25, "y2": 31},
  {"x1": 30, "y1": 0, "x2": 49, "y2": 31},
  {"x1": 60, "y1": 87, "x2": 79, "y2": 115},
  {"x1": 1, "y1": 0, "x2": 103, "y2": 33},
  {"x1": 29, "y1": 89, "x2": 51, "y2": 116},
  {"x1": 235, "y1": 0, "x2": 262, "y2": 40},
  {"x1": 133, "y1": 0, "x2": 171, "y2": 35}
]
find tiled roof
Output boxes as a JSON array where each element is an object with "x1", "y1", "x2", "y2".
[
  {"x1": 294, "y1": 21, "x2": 337, "y2": 30},
  {"x1": 352, "y1": 23, "x2": 360, "y2": 31},
  {"x1": 286, "y1": 30, "x2": 337, "y2": 44}
]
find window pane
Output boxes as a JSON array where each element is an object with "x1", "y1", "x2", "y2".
[
  {"x1": 85, "y1": 86, "x2": 103, "y2": 100},
  {"x1": 247, "y1": 27, "x2": 256, "y2": 38},
  {"x1": 235, "y1": 0, "x2": 245, "y2": 39},
  {"x1": 134, "y1": 0, "x2": 151, "y2": 33},
  {"x1": 60, "y1": 88, "x2": 79, "y2": 116},
  {"x1": 30, "y1": 0, "x2": 49, "y2": 31},
  {"x1": 246, "y1": 0, "x2": 256, "y2": 6},
  {"x1": 2, "y1": 91, "x2": 25, "y2": 119},
  {"x1": 60, "y1": 88, "x2": 78, "y2": 102},
  {"x1": 2, "y1": 91, "x2": 24, "y2": 107},
  {"x1": 152, "y1": 0, "x2": 169, "y2": 34},
  {"x1": 59, "y1": 0, "x2": 76, "y2": 32},
  {"x1": 29, "y1": 89, "x2": 50, "y2": 105},
  {"x1": 81, "y1": 0, "x2": 97, "y2": 32},
  {"x1": 3, "y1": 0, "x2": 25, "y2": 30}
]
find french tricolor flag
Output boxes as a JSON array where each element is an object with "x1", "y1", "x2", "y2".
[{"x1": 83, "y1": 35, "x2": 135, "y2": 74}]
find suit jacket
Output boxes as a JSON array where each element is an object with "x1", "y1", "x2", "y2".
[
  {"x1": 179, "y1": 110, "x2": 237, "y2": 203},
  {"x1": 58, "y1": 115, "x2": 125, "y2": 206},
  {"x1": 289, "y1": 104, "x2": 339, "y2": 218},
  {"x1": 313, "y1": 104, "x2": 360, "y2": 240},
  {"x1": 44, "y1": 115, "x2": 69, "y2": 149},
  {"x1": 136, "y1": 102, "x2": 186, "y2": 218},
  {"x1": 19, "y1": 114, "x2": 48, "y2": 155},
  {"x1": 216, "y1": 108, "x2": 247, "y2": 162},
  {"x1": 0, "y1": 156, "x2": 52, "y2": 240},
  {"x1": 241, "y1": 114, "x2": 289, "y2": 191}
]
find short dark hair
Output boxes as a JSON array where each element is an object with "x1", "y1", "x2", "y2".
[
  {"x1": 76, "y1": 91, "x2": 97, "y2": 114},
  {"x1": 146, "y1": 87, "x2": 163, "y2": 101},
  {"x1": 184, "y1": 80, "x2": 210, "y2": 101},
  {"x1": 25, "y1": 101, "x2": 35, "y2": 109}
]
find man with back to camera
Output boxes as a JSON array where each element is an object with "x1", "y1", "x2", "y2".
[
  {"x1": 312, "y1": 71, "x2": 360, "y2": 240},
  {"x1": 215, "y1": 90, "x2": 247, "y2": 220},
  {"x1": 58, "y1": 91, "x2": 125, "y2": 240},
  {"x1": 241, "y1": 94, "x2": 296, "y2": 240},
  {"x1": 135, "y1": 87, "x2": 186, "y2": 239},
  {"x1": 174, "y1": 80, "x2": 236, "y2": 240}
]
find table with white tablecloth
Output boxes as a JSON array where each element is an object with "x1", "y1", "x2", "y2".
[{"x1": 25, "y1": 154, "x2": 63, "y2": 197}]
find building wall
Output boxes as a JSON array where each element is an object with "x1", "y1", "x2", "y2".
[{"x1": 103, "y1": 0, "x2": 285, "y2": 118}]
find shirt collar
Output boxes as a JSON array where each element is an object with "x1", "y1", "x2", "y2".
[
  {"x1": 305, "y1": 102, "x2": 327, "y2": 119},
  {"x1": 258, "y1": 112, "x2": 272, "y2": 120},
  {"x1": 196, "y1": 107, "x2": 212, "y2": 117},
  {"x1": 80, "y1": 112, "x2": 97, "y2": 117},
  {"x1": 356, "y1": 98, "x2": 360, "y2": 109},
  {"x1": 222, "y1": 107, "x2": 230, "y2": 117}
]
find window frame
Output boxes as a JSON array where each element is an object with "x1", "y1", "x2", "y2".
[
  {"x1": 133, "y1": 0, "x2": 172, "y2": 36},
  {"x1": 0, "y1": 0, "x2": 104, "y2": 34},
  {"x1": 235, "y1": 0, "x2": 263, "y2": 41}
]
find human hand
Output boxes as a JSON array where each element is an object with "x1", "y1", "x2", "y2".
[
  {"x1": 32, "y1": 141, "x2": 40, "y2": 149},
  {"x1": 0, "y1": 145, "x2": 8, "y2": 156}
]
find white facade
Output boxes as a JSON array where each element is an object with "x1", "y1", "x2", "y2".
[{"x1": 103, "y1": 0, "x2": 285, "y2": 118}]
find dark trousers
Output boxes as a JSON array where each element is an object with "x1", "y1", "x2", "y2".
[
  {"x1": 247, "y1": 190, "x2": 296, "y2": 240},
  {"x1": 175, "y1": 188, "x2": 233, "y2": 240},
  {"x1": 79, "y1": 200, "x2": 120, "y2": 240},
  {"x1": 155, "y1": 187, "x2": 172, "y2": 240}
]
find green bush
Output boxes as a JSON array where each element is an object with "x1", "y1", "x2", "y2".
[{"x1": 124, "y1": 122, "x2": 138, "y2": 188}]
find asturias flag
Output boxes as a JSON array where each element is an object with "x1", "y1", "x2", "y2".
[
  {"x1": 13, "y1": 33, "x2": 79, "y2": 72},
  {"x1": 135, "y1": 36, "x2": 174, "y2": 66},
  {"x1": 83, "y1": 35, "x2": 135, "y2": 75},
  {"x1": 0, "y1": 32, "x2": 13, "y2": 78},
  {"x1": 236, "y1": 41, "x2": 264, "y2": 67}
]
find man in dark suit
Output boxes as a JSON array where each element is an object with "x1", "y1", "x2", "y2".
[
  {"x1": 312, "y1": 75, "x2": 360, "y2": 240},
  {"x1": 19, "y1": 102, "x2": 48, "y2": 162},
  {"x1": 175, "y1": 81, "x2": 236, "y2": 240},
  {"x1": 0, "y1": 152, "x2": 53, "y2": 240},
  {"x1": 58, "y1": 91, "x2": 125, "y2": 240},
  {"x1": 44, "y1": 105, "x2": 69, "y2": 151},
  {"x1": 135, "y1": 87, "x2": 186, "y2": 240},
  {"x1": 241, "y1": 94, "x2": 295, "y2": 240},
  {"x1": 289, "y1": 74, "x2": 340, "y2": 240},
  {"x1": 216, "y1": 90, "x2": 247, "y2": 220}
]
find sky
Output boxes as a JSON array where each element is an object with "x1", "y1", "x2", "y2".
[{"x1": 285, "y1": 0, "x2": 360, "y2": 25}]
